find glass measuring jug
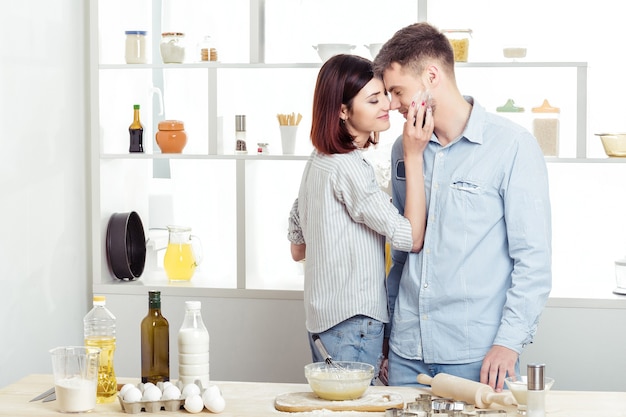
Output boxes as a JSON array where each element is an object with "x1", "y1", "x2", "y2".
[{"x1": 163, "y1": 226, "x2": 203, "y2": 281}]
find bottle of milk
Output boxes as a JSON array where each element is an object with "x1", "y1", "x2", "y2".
[{"x1": 178, "y1": 301, "x2": 210, "y2": 388}]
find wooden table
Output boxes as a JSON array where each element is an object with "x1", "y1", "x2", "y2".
[{"x1": 2, "y1": 374, "x2": 625, "y2": 416}]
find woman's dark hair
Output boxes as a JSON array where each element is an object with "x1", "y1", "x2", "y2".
[{"x1": 310, "y1": 54, "x2": 375, "y2": 155}]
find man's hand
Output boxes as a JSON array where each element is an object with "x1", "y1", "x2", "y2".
[{"x1": 480, "y1": 345, "x2": 518, "y2": 392}]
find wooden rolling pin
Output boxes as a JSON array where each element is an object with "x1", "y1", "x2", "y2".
[{"x1": 417, "y1": 373, "x2": 514, "y2": 408}]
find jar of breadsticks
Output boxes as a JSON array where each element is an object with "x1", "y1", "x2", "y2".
[{"x1": 442, "y1": 29, "x2": 472, "y2": 62}]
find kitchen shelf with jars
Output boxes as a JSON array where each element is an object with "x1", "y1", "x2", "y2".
[{"x1": 90, "y1": 0, "x2": 616, "y2": 300}]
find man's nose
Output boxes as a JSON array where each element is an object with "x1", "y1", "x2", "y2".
[{"x1": 389, "y1": 97, "x2": 401, "y2": 110}]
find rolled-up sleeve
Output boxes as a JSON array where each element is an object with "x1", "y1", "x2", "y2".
[{"x1": 287, "y1": 198, "x2": 305, "y2": 245}]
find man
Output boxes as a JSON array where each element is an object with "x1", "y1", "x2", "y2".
[{"x1": 372, "y1": 22, "x2": 552, "y2": 392}]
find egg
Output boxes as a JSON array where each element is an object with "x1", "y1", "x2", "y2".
[
  {"x1": 142, "y1": 385, "x2": 162, "y2": 401},
  {"x1": 141, "y1": 382, "x2": 156, "y2": 393},
  {"x1": 162, "y1": 381, "x2": 173, "y2": 390},
  {"x1": 161, "y1": 385, "x2": 182, "y2": 400},
  {"x1": 202, "y1": 385, "x2": 225, "y2": 413},
  {"x1": 123, "y1": 387, "x2": 143, "y2": 403},
  {"x1": 119, "y1": 383, "x2": 136, "y2": 399},
  {"x1": 184, "y1": 394, "x2": 204, "y2": 413},
  {"x1": 182, "y1": 383, "x2": 201, "y2": 399}
]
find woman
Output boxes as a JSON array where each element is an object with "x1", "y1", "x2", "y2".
[{"x1": 287, "y1": 54, "x2": 432, "y2": 377}]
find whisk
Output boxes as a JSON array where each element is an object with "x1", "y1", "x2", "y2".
[{"x1": 312, "y1": 334, "x2": 345, "y2": 370}]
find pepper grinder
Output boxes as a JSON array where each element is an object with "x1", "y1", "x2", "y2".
[
  {"x1": 235, "y1": 115, "x2": 247, "y2": 154},
  {"x1": 526, "y1": 363, "x2": 546, "y2": 417}
]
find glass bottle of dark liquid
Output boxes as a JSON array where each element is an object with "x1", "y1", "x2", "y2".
[
  {"x1": 129, "y1": 104, "x2": 144, "y2": 153},
  {"x1": 141, "y1": 290, "x2": 169, "y2": 383}
]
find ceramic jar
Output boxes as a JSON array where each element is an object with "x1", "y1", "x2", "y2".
[{"x1": 156, "y1": 120, "x2": 187, "y2": 153}]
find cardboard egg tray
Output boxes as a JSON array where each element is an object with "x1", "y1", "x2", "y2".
[
  {"x1": 118, "y1": 396, "x2": 184, "y2": 414},
  {"x1": 117, "y1": 381, "x2": 199, "y2": 414}
]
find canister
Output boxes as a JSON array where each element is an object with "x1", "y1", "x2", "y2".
[
  {"x1": 125, "y1": 30, "x2": 148, "y2": 64},
  {"x1": 496, "y1": 98, "x2": 527, "y2": 129},
  {"x1": 442, "y1": 29, "x2": 472, "y2": 62},
  {"x1": 156, "y1": 120, "x2": 187, "y2": 153},
  {"x1": 160, "y1": 32, "x2": 186, "y2": 63},
  {"x1": 532, "y1": 99, "x2": 560, "y2": 156}
]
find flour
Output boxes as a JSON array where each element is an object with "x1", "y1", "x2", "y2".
[{"x1": 56, "y1": 377, "x2": 97, "y2": 412}]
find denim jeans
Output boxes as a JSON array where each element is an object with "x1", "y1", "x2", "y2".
[
  {"x1": 308, "y1": 315, "x2": 385, "y2": 378},
  {"x1": 388, "y1": 349, "x2": 520, "y2": 387}
]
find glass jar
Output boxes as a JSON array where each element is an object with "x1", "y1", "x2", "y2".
[
  {"x1": 160, "y1": 32, "x2": 185, "y2": 63},
  {"x1": 442, "y1": 29, "x2": 472, "y2": 62},
  {"x1": 125, "y1": 30, "x2": 147, "y2": 64},
  {"x1": 198, "y1": 35, "x2": 218, "y2": 62}
]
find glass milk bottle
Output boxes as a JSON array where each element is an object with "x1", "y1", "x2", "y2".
[
  {"x1": 84, "y1": 295, "x2": 117, "y2": 403},
  {"x1": 178, "y1": 301, "x2": 210, "y2": 388}
]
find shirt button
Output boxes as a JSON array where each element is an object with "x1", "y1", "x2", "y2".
[
  {"x1": 425, "y1": 248, "x2": 431, "y2": 254},
  {"x1": 424, "y1": 283, "x2": 428, "y2": 288}
]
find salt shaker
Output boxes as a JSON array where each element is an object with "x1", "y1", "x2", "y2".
[
  {"x1": 526, "y1": 363, "x2": 546, "y2": 417},
  {"x1": 235, "y1": 115, "x2": 248, "y2": 154}
]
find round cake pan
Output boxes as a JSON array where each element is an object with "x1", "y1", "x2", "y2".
[{"x1": 106, "y1": 211, "x2": 146, "y2": 280}]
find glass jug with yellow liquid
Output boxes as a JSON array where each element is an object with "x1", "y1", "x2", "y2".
[{"x1": 163, "y1": 226, "x2": 203, "y2": 281}]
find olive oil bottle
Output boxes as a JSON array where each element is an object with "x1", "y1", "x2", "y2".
[{"x1": 140, "y1": 290, "x2": 169, "y2": 383}]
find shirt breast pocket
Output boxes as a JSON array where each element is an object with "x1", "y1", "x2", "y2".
[{"x1": 450, "y1": 179, "x2": 485, "y2": 195}]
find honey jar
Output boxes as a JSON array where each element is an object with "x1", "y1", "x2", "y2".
[{"x1": 156, "y1": 120, "x2": 187, "y2": 153}]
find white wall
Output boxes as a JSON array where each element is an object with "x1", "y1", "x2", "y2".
[{"x1": 0, "y1": 1, "x2": 88, "y2": 388}]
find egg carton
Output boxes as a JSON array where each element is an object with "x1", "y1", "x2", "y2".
[
  {"x1": 117, "y1": 380, "x2": 202, "y2": 414},
  {"x1": 118, "y1": 396, "x2": 184, "y2": 414}
]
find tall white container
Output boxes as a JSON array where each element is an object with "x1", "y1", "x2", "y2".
[{"x1": 178, "y1": 301, "x2": 210, "y2": 387}]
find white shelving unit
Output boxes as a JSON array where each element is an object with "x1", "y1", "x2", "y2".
[{"x1": 90, "y1": 0, "x2": 598, "y2": 298}]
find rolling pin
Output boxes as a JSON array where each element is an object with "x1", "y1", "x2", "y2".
[{"x1": 417, "y1": 373, "x2": 514, "y2": 408}]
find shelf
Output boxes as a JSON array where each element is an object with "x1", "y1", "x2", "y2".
[
  {"x1": 456, "y1": 61, "x2": 587, "y2": 68},
  {"x1": 99, "y1": 61, "x2": 587, "y2": 70},
  {"x1": 100, "y1": 63, "x2": 323, "y2": 70},
  {"x1": 100, "y1": 153, "x2": 311, "y2": 161},
  {"x1": 98, "y1": 154, "x2": 626, "y2": 163}
]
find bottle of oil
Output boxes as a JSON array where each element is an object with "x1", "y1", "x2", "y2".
[
  {"x1": 141, "y1": 290, "x2": 170, "y2": 383},
  {"x1": 129, "y1": 104, "x2": 144, "y2": 153},
  {"x1": 84, "y1": 295, "x2": 117, "y2": 403}
]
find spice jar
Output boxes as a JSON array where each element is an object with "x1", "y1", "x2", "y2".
[
  {"x1": 532, "y1": 99, "x2": 560, "y2": 157},
  {"x1": 125, "y1": 30, "x2": 148, "y2": 64},
  {"x1": 156, "y1": 120, "x2": 187, "y2": 153},
  {"x1": 160, "y1": 32, "x2": 186, "y2": 63},
  {"x1": 443, "y1": 29, "x2": 472, "y2": 62}
]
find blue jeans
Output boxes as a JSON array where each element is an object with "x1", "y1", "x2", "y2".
[
  {"x1": 308, "y1": 315, "x2": 385, "y2": 378},
  {"x1": 388, "y1": 349, "x2": 520, "y2": 387}
]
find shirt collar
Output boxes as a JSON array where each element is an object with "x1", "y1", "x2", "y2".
[{"x1": 460, "y1": 96, "x2": 484, "y2": 145}]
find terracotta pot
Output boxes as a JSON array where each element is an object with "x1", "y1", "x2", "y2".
[{"x1": 156, "y1": 120, "x2": 187, "y2": 153}]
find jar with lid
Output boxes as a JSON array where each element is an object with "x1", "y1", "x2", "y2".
[
  {"x1": 442, "y1": 29, "x2": 472, "y2": 62},
  {"x1": 531, "y1": 99, "x2": 560, "y2": 157},
  {"x1": 198, "y1": 35, "x2": 218, "y2": 62},
  {"x1": 160, "y1": 32, "x2": 185, "y2": 63},
  {"x1": 496, "y1": 98, "x2": 528, "y2": 130},
  {"x1": 125, "y1": 30, "x2": 148, "y2": 64},
  {"x1": 156, "y1": 120, "x2": 187, "y2": 153}
]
